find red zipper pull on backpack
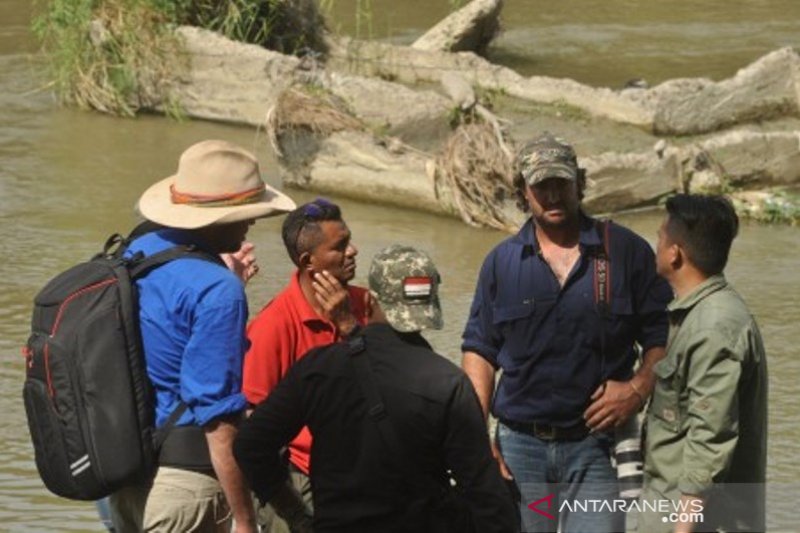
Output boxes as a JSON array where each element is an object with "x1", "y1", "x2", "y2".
[{"x1": 21, "y1": 345, "x2": 33, "y2": 368}]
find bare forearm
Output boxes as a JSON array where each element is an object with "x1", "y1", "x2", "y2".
[
  {"x1": 584, "y1": 346, "x2": 667, "y2": 430},
  {"x1": 206, "y1": 417, "x2": 257, "y2": 532},
  {"x1": 462, "y1": 351, "x2": 496, "y2": 421},
  {"x1": 633, "y1": 346, "x2": 666, "y2": 398},
  {"x1": 462, "y1": 351, "x2": 512, "y2": 479}
]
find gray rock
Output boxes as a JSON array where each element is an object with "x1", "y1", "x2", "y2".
[
  {"x1": 684, "y1": 130, "x2": 800, "y2": 191},
  {"x1": 326, "y1": 36, "x2": 656, "y2": 128},
  {"x1": 89, "y1": 19, "x2": 110, "y2": 47},
  {"x1": 328, "y1": 38, "x2": 800, "y2": 136},
  {"x1": 650, "y1": 47, "x2": 800, "y2": 135},
  {"x1": 581, "y1": 151, "x2": 678, "y2": 214},
  {"x1": 440, "y1": 71, "x2": 477, "y2": 110},
  {"x1": 322, "y1": 73, "x2": 452, "y2": 145},
  {"x1": 412, "y1": 0, "x2": 503, "y2": 55},
  {"x1": 281, "y1": 130, "x2": 459, "y2": 216},
  {"x1": 165, "y1": 27, "x2": 303, "y2": 126}
]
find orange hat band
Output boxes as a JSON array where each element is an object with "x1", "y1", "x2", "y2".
[{"x1": 170, "y1": 184, "x2": 263, "y2": 207}]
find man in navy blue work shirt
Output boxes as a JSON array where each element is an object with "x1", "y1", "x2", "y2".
[
  {"x1": 109, "y1": 139, "x2": 295, "y2": 533},
  {"x1": 461, "y1": 134, "x2": 671, "y2": 532}
]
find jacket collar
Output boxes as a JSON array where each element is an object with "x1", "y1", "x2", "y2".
[{"x1": 667, "y1": 274, "x2": 728, "y2": 314}]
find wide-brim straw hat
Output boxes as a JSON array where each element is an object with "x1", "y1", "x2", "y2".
[{"x1": 137, "y1": 140, "x2": 296, "y2": 229}]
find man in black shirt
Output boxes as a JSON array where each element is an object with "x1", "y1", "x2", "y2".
[{"x1": 234, "y1": 245, "x2": 517, "y2": 532}]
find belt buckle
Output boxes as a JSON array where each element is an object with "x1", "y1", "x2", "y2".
[{"x1": 535, "y1": 423, "x2": 556, "y2": 441}]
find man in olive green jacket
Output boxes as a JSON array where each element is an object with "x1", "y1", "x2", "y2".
[{"x1": 642, "y1": 194, "x2": 767, "y2": 533}]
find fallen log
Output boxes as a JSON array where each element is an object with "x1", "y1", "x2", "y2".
[
  {"x1": 267, "y1": 83, "x2": 800, "y2": 229},
  {"x1": 412, "y1": 0, "x2": 504, "y2": 55}
]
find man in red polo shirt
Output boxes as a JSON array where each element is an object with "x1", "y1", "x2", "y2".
[{"x1": 243, "y1": 198, "x2": 367, "y2": 531}]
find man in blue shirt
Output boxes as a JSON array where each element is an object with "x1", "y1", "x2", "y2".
[
  {"x1": 109, "y1": 139, "x2": 295, "y2": 532},
  {"x1": 462, "y1": 134, "x2": 671, "y2": 532}
]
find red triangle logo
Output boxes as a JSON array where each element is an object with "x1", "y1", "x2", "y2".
[{"x1": 527, "y1": 493, "x2": 556, "y2": 520}]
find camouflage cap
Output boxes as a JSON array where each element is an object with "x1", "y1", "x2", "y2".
[
  {"x1": 516, "y1": 134, "x2": 579, "y2": 186},
  {"x1": 368, "y1": 245, "x2": 443, "y2": 333}
]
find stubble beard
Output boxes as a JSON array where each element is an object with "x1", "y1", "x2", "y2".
[{"x1": 535, "y1": 207, "x2": 580, "y2": 231}]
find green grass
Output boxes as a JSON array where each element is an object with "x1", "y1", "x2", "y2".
[
  {"x1": 747, "y1": 192, "x2": 800, "y2": 225},
  {"x1": 33, "y1": 0, "x2": 325, "y2": 116},
  {"x1": 33, "y1": 0, "x2": 185, "y2": 116}
]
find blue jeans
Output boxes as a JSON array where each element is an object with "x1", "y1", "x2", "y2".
[{"x1": 497, "y1": 421, "x2": 623, "y2": 533}]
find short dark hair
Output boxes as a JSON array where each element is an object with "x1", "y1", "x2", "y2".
[
  {"x1": 664, "y1": 194, "x2": 739, "y2": 276},
  {"x1": 281, "y1": 198, "x2": 343, "y2": 266}
]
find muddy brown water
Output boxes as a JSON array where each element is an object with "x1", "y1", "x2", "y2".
[{"x1": 1, "y1": 1, "x2": 798, "y2": 529}]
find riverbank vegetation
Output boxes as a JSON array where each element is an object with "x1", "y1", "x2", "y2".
[
  {"x1": 731, "y1": 190, "x2": 800, "y2": 225},
  {"x1": 33, "y1": 0, "x2": 179, "y2": 115},
  {"x1": 33, "y1": 0, "x2": 325, "y2": 115}
]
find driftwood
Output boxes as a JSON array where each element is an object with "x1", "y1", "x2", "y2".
[
  {"x1": 325, "y1": 38, "x2": 800, "y2": 136},
  {"x1": 412, "y1": 0, "x2": 503, "y2": 56},
  {"x1": 161, "y1": 27, "x2": 800, "y2": 138},
  {"x1": 435, "y1": 122, "x2": 517, "y2": 232},
  {"x1": 108, "y1": 10, "x2": 800, "y2": 228},
  {"x1": 265, "y1": 78, "x2": 800, "y2": 227}
]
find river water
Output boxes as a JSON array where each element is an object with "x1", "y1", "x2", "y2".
[{"x1": 1, "y1": 1, "x2": 798, "y2": 530}]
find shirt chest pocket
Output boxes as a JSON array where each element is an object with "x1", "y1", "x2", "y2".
[
  {"x1": 493, "y1": 301, "x2": 536, "y2": 324},
  {"x1": 650, "y1": 357, "x2": 682, "y2": 433},
  {"x1": 491, "y1": 300, "x2": 541, "y2": 360}
]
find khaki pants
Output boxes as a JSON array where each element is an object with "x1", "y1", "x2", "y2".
[
  {"x1": 257, "y1": 467, "x2": 313, "y2": 533},
  {"x1": 108, "y1": 479, "x2": 149, "y2": 533},
  {"x1": 109, "y1": 467, "x2": 230, "y2": 533}
]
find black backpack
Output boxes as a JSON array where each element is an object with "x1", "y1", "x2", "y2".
[{"x1": 22, "y1": 233, "x2": 215, "y2": 501}]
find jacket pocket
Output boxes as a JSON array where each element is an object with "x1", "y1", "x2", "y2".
[{"x1": 650, "y1": 357, "x2": 681, "y2": 432}]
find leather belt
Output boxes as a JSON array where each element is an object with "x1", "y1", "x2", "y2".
[{"x1": 501, "y1": 419, "x2": 590, "y2": 441}]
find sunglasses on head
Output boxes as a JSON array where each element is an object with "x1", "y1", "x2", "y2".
[{"x1": 302, "y1": 197, "x2": 335, "y2": 219}]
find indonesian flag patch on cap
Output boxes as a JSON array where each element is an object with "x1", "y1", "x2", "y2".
[{"x1": 403, "y1": 276, "x2": 434, "y2": 300}]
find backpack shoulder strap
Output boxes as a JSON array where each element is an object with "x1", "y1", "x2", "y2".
[
  {"x1": 347, "y1": 334, "x2": 472, "y2": 529},
  {"x1": 153, "y1": 402, "x2": 189, "y2": 449},
  {"x1": 127, "y1": 246, "x2": 224, "y2": 280},
  {"x1": 348, "y1": 336, "x2": 392, "y2": 426},
  {"x1": 347, "y1": 335, "x2": 427, "y2": 484},
  {"x1": 99, "y1": 225, "x2": 225, "y2": 279},
  {"x1": 98, "y1": 221, "x2": 164, "y2": 260}
]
